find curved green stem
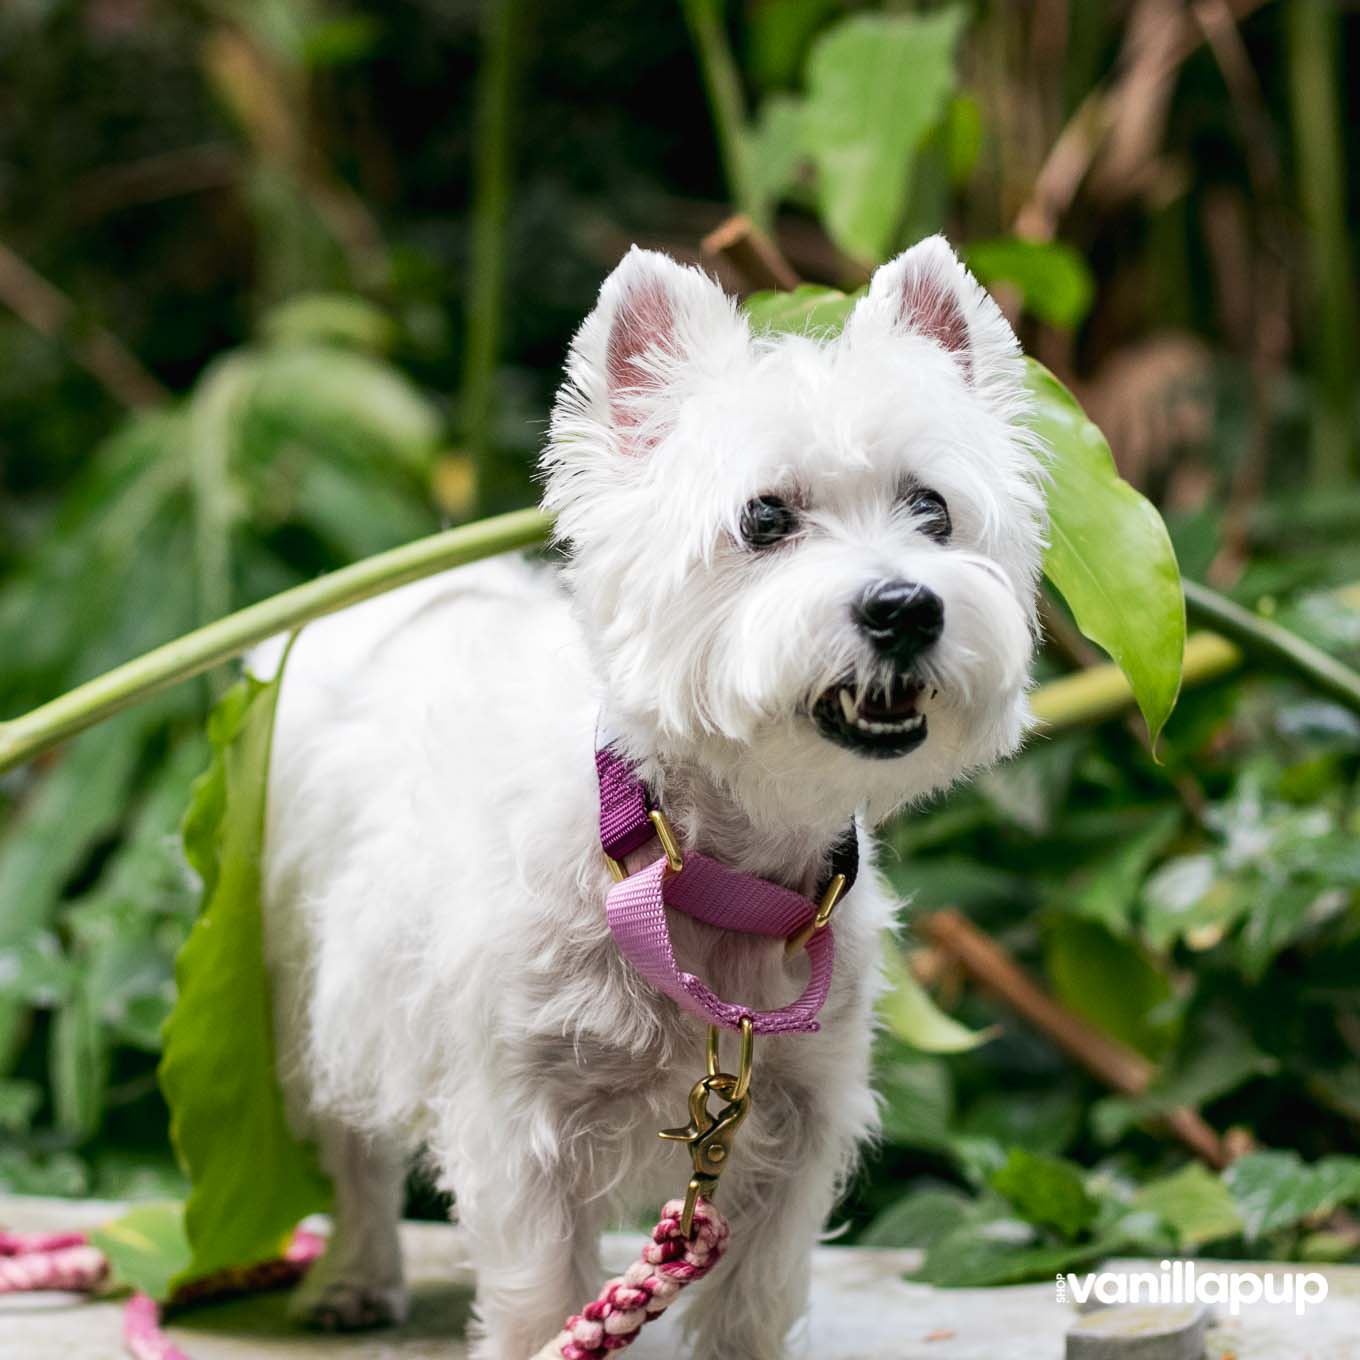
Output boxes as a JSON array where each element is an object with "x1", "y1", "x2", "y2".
[
  {"x1": 682, "y1": 0, "x2": 763, "y2": 226},
  {"x1": 462, "y1": 0, "x2": 522, "y2": 505},
  {"x1": 1183, "y1": 578, "x2": 1360, "y2": 715},
  {"x1": 0, "y1": 508, "x2": 552, "y2": 775}
]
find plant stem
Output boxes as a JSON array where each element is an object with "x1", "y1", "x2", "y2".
[
  {"x1": 1031, "y1": 631, "x2": 1242, "y2": 733},
  {"x1": 188, "y1": 357, "x2": 251, "y2": 699},
  {"x1": 682, "y1": 0, "x2": 763, "y2": 226},
  {"x1": 0, "y1": 508, "x2": 552, "y2": 775},
  {"x1": 1286, "y1": 0, "x2": 1357, "y2": 485},
  {"x1": 1183, "y1": 578, "x2": 1360, "y2": 715},
  {"x1": 461, "y1": 0, "x2": 521, "y2": 508}
]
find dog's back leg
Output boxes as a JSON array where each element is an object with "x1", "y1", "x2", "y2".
[{"x1": 288, "y1": 1119, "x2": 409, "y2": 1331}]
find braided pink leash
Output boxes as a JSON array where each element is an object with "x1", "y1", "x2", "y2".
[
  {"x1": 0, "y1": 1220, "x2": 323, "y2": 1360},
  {"x1": 0, "y1": 1231, "x2": 107, "y2": 1293},
  {"x1": 531, "y1": 1198, "x2": 730, "y2": 1359}
]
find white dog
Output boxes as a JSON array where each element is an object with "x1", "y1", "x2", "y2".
[{"x1": 256, "y1": 236, "x2": 1046, "y2": 1360}]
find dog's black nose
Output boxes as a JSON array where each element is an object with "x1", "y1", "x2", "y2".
[{"x1": 855, "y1": 579, "x2": 944, "y2": 667}]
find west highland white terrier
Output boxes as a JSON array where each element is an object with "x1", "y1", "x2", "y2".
[{"x1": 256, "y1": 235, "x2": 1047, "y2": 1359}]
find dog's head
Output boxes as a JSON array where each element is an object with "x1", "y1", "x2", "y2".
[{"x1": 543, "y1": 239, "x2": 1046, "y2": 825}]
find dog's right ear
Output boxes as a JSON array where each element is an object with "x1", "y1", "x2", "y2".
[{"x1": 582, "y1": 247, "x2": 746, "y2": 454}]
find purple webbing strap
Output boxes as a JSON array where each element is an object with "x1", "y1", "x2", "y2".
[
  {"x1": 596, "y1": 747, "x2": 655, "y2": 860},
  {"x1": 595, "y1": 746, "x2": 836, "y2": 1035}
]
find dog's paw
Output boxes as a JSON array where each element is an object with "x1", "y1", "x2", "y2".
[{"x1": 290, "y1": 1279, "x2": 408, "y2": 1332}]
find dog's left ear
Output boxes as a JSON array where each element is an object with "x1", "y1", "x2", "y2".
[{"x1": 845, "y1": 235, "x2": 1019, "y2": 388}]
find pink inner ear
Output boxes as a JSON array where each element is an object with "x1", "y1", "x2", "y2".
[
  {"x1": 606, "y1": 279, "x2": 676, "y2": 439},
  {"x1": 900, "y1": 273, "x2": 973, "y2": 383}
]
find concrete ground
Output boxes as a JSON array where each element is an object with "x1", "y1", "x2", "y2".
[{"x1": 2, "y1": 1195, "x2": 1358, "y2": 1358}]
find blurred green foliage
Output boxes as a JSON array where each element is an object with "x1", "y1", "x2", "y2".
[{"x1": 2, "y1": 0, "x2": 1360, "y2": 1285}]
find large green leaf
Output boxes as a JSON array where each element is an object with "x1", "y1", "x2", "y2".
[
  {"x1": 991, "y1": 1148, "x2": 1098, "y2": 1241},
  {"x1": 1027, "y1": 360, "x2": 1185, "y2": 745},
  {"x1": 744, "y1": 285, "x2": 862, "y2": 336},
  {"x1": 802, "y1": 8, "x2": 966, "y2": 263},
  {"x1": 158, "y1": 660, "x2": 331, "y2": 1292},
  {"x1": 90, "y1": 1201, "x2": 191, "y2": 1300},
  {"x1": 1044, "y1": 917, "x2": 1177, "y2": 1061}
]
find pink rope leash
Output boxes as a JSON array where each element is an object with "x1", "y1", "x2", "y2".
[
  {"x1": 531, "y1": 1198, "x2": 730, "y2": 1360},
  {"x1": 0, "y1": 1220, "x2": 323, "y2": 1360},
  {"x1": 0, "y1": 1235, "x2": 107, "y2": 1293}
]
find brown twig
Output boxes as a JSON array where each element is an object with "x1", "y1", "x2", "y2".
[
  {"x1": 920, "y1": 909, "x2": 1232, "y2": 1168},
  {"x1": 701, "y1": 214, "x2": 801, "y2": 293},
  {"x1": 0, "y1": 239, "x2": 169, "y2": 408}
]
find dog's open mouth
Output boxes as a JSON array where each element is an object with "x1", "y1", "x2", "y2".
[{"x1": 812, "y1": 678, "x2": 929, "y2": 758}]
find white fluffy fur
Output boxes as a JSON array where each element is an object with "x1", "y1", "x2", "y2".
[{"x1": 257, "y1": 237, "x2": 1047, "y2": 1358}]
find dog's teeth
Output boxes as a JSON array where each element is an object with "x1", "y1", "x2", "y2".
[{"x1": 839, "y1": 688, "x2": 858, "y2": 722}]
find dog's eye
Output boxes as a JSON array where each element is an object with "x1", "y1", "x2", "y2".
[
  {"x1": 907, "y1": 487, "x2": 951, "y2": 542},
  {"x1": 740, "y1": 495, "x2": 800, "y2": 549}
]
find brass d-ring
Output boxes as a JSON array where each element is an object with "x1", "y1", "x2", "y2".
[{"x1": 706, "y1": 1016, "x2": 754, "y2": 1102}]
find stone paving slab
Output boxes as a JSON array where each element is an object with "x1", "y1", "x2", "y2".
[{"x1": 3, "y1": 1197, "x2": 1359, "y2": 1358}]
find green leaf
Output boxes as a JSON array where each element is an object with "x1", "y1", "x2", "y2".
[
  {"x1": 861, "y1": 1185, "x2": 973, "y2": 1248},
  {"x1": 744, "y1": 285, "x2": 862, "y2": 336},
  {"x1": 90, "y1": 1201, "x2": 191, "y2": 1300},
  {"x1": 749, "y1": 94, "x2": 811, "y2": 210},
  {"x1": 261, "y1": 293, "x2": 396, "y2": 353},
  {"x1": 959, "y1": 1087, "x2": 1083, "y2": 1158},
  {"x1": 1140, "y1": 854, "x2": 1247, "y2": 954},
  {"x1": 965, "y1": 238, "x2": 1096, "y2": 330},
  {"x1": 876, "y1": 1046, "x2": 955, "y2": 1150},
  {"x1": 1234, "y1": 879, "x2": 1330, "y2": 982},
  {"x1": 991, "y1": 1148, "x2": 1098, "y2": 1241},
  {"x1": 802, "y1": 8, "x2": 966, "y2": 262},
  {"x1": 1066, "y1": 806, "x2": 1182, "y2": 937},
  {"x1": 49, "y1": 973, "x2": 108, "y2": 1142},
  {"x1": 159, "y1": 662, "x2": 331, "y2": 1292},
  {"x1": 0, "y1": 711, "x2": 150, "y2": 1066},
  {"x1": 912, "y1": 1222, "x2": 1121, "y2": 1287},
  {"x1": 1045, "y1": 917, "x2": 1177, "y2": 1061},
  {"x1": 0, "y1": 1078, "x2": 40, "y2": 1133},
  {"x1": 879, "y1": 945, "x2": 996, "y2": 1053},
  {"x1": 1223, "y1": 1151, "x2": 1360, "y2": 1242},
  {"x1": 1028, "y1": 360, "x2": 1186, "y2": 745},
  {"x1": 1131, "y1": 1163, "x2": 1243, "y2": 1249}
]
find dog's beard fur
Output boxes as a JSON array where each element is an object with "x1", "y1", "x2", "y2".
[{"x1": 257, "y1": 238, "x2": 1046, "y2": 1359}]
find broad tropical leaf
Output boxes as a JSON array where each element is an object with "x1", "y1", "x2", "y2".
[
  {"x1": 802, "y1": 8, "x2": 967, "y2": 262},
  {"x1": 1026, "y1": 360, "x2": 1185, "y2": 745},
  {"x1": 158, "y1": 658, "x2": 331, "y2": 1292}
]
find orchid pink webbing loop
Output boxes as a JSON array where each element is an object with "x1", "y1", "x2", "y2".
[{"x1": 532, "y1": 1198, "x2": 731, "y2": 1360}]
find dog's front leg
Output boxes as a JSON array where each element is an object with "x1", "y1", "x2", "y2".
[{"x1": 457, "y1": 1161, "x2": 608, "y2": 1360}]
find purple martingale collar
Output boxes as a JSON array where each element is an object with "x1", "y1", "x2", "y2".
[{"x1": 594, "y1": 744, "x2": 858, "y2": 1036}]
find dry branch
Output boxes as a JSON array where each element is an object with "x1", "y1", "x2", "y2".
[{"x1": 920, "y1": 909, "x2": 1232, "y2": 1168}]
